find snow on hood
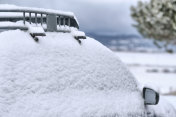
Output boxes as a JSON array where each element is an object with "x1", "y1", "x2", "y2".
[
  {"x1": 147, "y1": 96, "x2": 176, "y2": 117},
  {"x1": 0, "y1": 30, "x2": 145, "y2": 117}
]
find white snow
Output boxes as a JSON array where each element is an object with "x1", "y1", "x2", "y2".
[
  {"x1": 0, "y1": 21, "x2": 25, "y2": 27},
  {"x1": 0, "y1": 12, "x2": 23, "y2": 17},
  {"x1": 0, "y1": 4, "x2": 79, "y2": 26},
  {"x1": 115, "y1": 52, "x2": 176, "y2": 66},
  {"x1": 147, "y1": 96, "x2": 176, "y2": 117},
  {"x1": 0, "y1": 30, "x2": 145, "y2": 117},
  {"x1": 72, "y1": 30, "x2": 85, "y2": 37},
  {"x1": 115, "y1": 51, "x2": 176, "y2": 114},
  {"x1": 27, "y1": 24, "x2": 45, "y2": 34},
  {"x1": 0, "y1": 12, "x2": 47, "y2": 18},
  {"x1": 0, "y1": 21, "x2": 75, "y2": 33},
  {"x1": 0, "y1": 4, "x2": 74, "y2": 17},
  {"x1": 164, "y1": 96, "x2": 176, "y2": 109},
  {"x1": 115, "y1": 52, "x2": 176, "y2": 94}
]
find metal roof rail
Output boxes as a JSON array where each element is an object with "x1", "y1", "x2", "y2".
[{"x1": 0, "y1": 5, "x2": 79, "y2": 32}]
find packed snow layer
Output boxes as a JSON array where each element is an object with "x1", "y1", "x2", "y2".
[
  {"x1": 0, "y1": 21, "x2": 25, "y2": 27},
  {"x1": 0, "y1": 4, "x2": 74, "y2": 17},
  {"x1": 0, "y1": 30, "x2": 145, "y2": 117},
  {"x1": 0, "y1": 21, "x2": 75, "y2": 33},
  {"x1": 27, "y1": 25, "x2": 45, "y2": 34},
  {"x1": 0, "y1": 12, "x2": 37, "y2": 18},
  {"x1": 71, "y1": 30, "x2": 85, "y2": 37}
]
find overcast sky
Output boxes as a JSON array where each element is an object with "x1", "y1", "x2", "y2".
[{"x1": 0, "y1": 0, "x2": 148, "y2": 35}]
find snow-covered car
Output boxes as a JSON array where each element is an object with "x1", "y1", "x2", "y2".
[{"x1": 0, "y1": 5, "x2": 176, "y2": 117}]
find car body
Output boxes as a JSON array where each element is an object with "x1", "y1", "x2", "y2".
[{"x1": 0, "y1": 5, "x2": 176, "y2": 117}]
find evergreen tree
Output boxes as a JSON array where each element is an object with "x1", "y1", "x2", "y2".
[{"x1": 131, "y1": 0, "x2": 176, "y2": 53}]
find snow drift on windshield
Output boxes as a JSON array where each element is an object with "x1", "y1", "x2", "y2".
[{"x1": 0, "y1": 30, "x2": 145, "y2": 117}]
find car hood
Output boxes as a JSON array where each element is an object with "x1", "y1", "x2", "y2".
[
  {"x1": 146, "y1": 96, "x2": 176, "y2": 117},
  {"x1": 1, "y1": 90, "x2": 146, "y2": 117},
  {"x1": 0, "y1": 30, "x2": 146, "y2": 117}
]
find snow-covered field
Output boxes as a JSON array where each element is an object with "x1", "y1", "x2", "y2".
[
  {"x1": 115, "y1": 51, "x2": 176, "y2": 109},
  {"x1": 115, "y1": 52, "x2": 176, "y2": 94}
]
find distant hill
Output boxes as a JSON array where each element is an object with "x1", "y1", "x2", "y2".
[{"x1": 86, "y1": 32, "x2": 176, "y2": 53}]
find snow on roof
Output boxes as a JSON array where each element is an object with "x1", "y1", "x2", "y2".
[
  {"x1": 0, "y1": 30, "x2": 144, "y2": 117},
  {"x1": 0, "y1": 4, "x2": 79, "y2": 27},
  {"x1": 0, "y1": 4, "x2": 75, "y2": 17},
  {"x1": 71, "y1": 30, "x2": 85, "y2": 37},
  {"x1": 27, "y1": 24, "x2": 45, "y2": 34},
  {"x1": 0, "y1": 21, "x2": 24, "y2": 27},
  {"x1": 0, "y1": 12, "x2": 23, "y2": 18},
  {"x1": 0, "y1": 12, "x2": 46, "y2": 18}
]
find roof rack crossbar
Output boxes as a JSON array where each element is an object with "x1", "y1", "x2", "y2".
[
  {"x1": 29, "y1": 12, "x2": 32, "y2": 24},
  {"x1": 41, "y1": 14, "x2": 43, "y2": 26},
  {"x1": 0, "y1": 7, "x2": 79, "y2": 32},
  {"x1": 23, "y1": 12, "x2": 25, "y2": 24}
]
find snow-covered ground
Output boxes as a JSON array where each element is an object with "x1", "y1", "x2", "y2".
[
  {"x1": 115, "y1": 51, "x2": 176, "y2": 109},
  {"x1": 115, "y1": 52, "x2": 176, "y2": 94}
]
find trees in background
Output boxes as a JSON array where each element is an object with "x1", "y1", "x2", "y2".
[{"x1": 131, "y1": 0, "x2": 176, "y2": 53}]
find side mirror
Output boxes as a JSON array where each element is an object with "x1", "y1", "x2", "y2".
[{"x1": 143, "y1": 87, "x2": 159, "y2": 105}]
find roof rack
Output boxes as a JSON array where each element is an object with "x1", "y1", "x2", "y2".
[{"x1": 0, "y1": 5, "x2": 79, "y2": 32}]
